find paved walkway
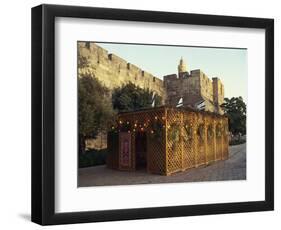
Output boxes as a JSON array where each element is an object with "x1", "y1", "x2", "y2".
[{"x1": 78, "y1": 143, "x2": 246, "y2": 187}]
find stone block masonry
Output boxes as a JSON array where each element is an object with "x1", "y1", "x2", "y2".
[
  {"x1": 164, "y1": 58, "x2": 225, "y2": 114},
  {"x1": 78, "y1": 42, "x2": 225, "y2": 115},
  {"x1": 78, "y1": 42, "x2": 166, "y2": 100},
  {"x1": 78, "y1": 42, "x2": 166, "y2": 150},
  {"x1": 78, "y1": 42, "x2": 225, "y2": 150}
]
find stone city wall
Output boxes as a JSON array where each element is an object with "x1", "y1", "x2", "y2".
[
  {"x1": 78, "y1": 42, "x2": 165, "y2": 99},
  {"x1": 78, "y1": 42, "x2": 166, "y2": 150}
]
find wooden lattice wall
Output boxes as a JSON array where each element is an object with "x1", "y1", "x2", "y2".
[
  {"x1": 165, "y1": 108, "x2": 229, "y2": 175},
  {"x1": 107, "y1": 106, "x2": 229, "y2": 176}
]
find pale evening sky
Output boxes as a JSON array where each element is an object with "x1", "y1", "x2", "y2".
[{"x1": 96, "y1": 42, "x2": 248, "y2": 102}]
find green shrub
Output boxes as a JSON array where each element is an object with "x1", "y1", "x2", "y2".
[
  {"x1": 229, "y1": 139, "x2": 246, "y2": 146},
  {"x1": 79, "y1": 149, "x2": 108, "y2": 168}
]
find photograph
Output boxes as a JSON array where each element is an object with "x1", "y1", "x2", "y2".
[
  {"x1": 30, "y1": 3, "x2": 274, "y2": 225},
  {"x1": 77, "y1": 41, "x2": 247, "y2": 186}
]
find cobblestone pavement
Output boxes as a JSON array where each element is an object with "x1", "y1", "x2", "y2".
[{"x1": 78, "y1": 143, "x2": 246, "y2": 187}]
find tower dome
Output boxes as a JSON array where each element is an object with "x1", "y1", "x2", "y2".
[{"x1": 178, "y1": 57, "x2": 188, "y2": 76}]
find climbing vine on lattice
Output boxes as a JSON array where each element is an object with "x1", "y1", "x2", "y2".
[
  {"x1": 168, "y1": 123, "x2": 181, "y2": 143},
  {"x1": 197, "y1": 124, "x2": 205, "y2": 141},
  {"x1": 150, "y1": 119, "x2": 164, "y2": 142},
  {"x1": 183, "y1": 123, "x2": 193, "y2": 141},
  {"x1": 207, "y1": 125, "x2": 213, "y2": 139},
  {"x1": 216, "y1": 124, "x2": 222, "y2": 137}
]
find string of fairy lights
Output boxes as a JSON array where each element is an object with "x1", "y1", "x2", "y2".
[
  {"x1": 111, "y1": 115, "x2": 168, "y2": 134},
  {"x1": 110, "y1": 115, "x2": 228, "y2": 139}
]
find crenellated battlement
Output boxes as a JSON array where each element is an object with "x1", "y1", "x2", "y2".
[
  {"x1": 78, "y1": 42, "x2": 165, "y2": 99},
  {"x1": 163, "y1": 63, "x2": 225, "y2": 114},
  {"x1": 78, "y1": 43, "x2": 224, "y2": 114}
]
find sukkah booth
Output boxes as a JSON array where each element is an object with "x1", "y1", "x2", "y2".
[{"x1": 106, "y1": 106, "x2": 229, "y2": 176}]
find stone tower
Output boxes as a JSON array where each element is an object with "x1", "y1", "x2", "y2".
[
  {"x1": 164, "y1": 58, "x2": 225, "y2": 115},
  {"x1": 178, "y1": 57, "x2": 188, "y2": 78},
  {"x1": 212, "y1": 77, "x2": 225, "y2": 114}
]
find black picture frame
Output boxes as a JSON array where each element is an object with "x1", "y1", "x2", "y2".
[{"x1": 31, "y1": 4, "x2": 274, "y2": 225}]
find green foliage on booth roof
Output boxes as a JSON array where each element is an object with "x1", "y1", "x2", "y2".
[{"x1": 112, "y1": 82, "x2": 162, "y2": 112}]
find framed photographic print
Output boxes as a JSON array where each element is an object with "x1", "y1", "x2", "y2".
[{"x1": 31, "y1": 4, "x2": 274, "y2": 225}]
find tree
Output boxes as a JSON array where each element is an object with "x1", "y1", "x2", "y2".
[
  {"x1": 221, "y1": 97, "x2": 246, "y2": 138},
  {"x1": 112, "y1": 82, "x2": 162, "y2": 112},
  {"x1": 78, "y1": 74, "x2": 115, "y2": 154}
]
